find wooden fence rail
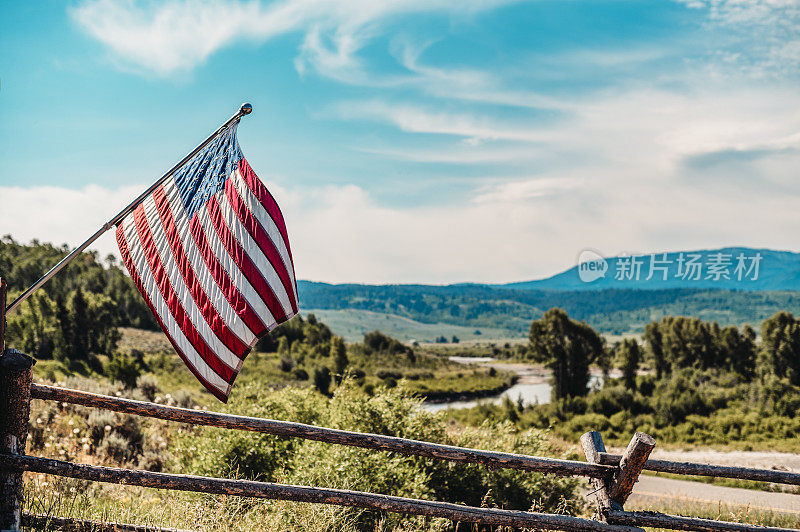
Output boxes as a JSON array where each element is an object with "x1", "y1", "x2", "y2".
[
  {"x1": 29, "y1": 383, "x2": 611, "y2": 479},
  {"x1": 18, "y1": 383, "x2": 800, "y2": 532},
  {"x1": 4, "y1": 452, "x2": 798, "y2": 532},
  {"x1": 21, "y1": 513, "x2": 190, "y2": 532},
  {"x1": 605, "y1": 510, "x2": 799, "y2": 532},
  {"x1": 599, "y1": 453, "x2": 800, "y2": 486},
  {"x1": 0, "y1": 453, "x2": 640, "y2": 532},
  {"x1": 31, "y1": 383, "x2": 800, "y2": 488}
]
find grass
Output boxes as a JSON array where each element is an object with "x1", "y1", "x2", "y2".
[
  {"x1": 629, "y1": 497, "x2": 800, "y2": 530},
  {"x1": 24, "y1": 478, "x2": 371, "y2": 532},
  {"x1": 118, "y1": 328, "x2": 520, "y2": 403},
  {"x1": 303, "y1": 308, "x2": 519, "y2": 343}
]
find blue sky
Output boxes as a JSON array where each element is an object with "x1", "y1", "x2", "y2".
[{"x1": 1, "y1": 0, "x2": 799, "y2": 283}]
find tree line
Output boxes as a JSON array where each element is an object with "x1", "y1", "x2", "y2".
[
  {"x1": 528, "y1": 308, "x2": 800, "y2": 400},
  {"x1": 2, "y1": 236, "x2": 156, "y2": 369}
]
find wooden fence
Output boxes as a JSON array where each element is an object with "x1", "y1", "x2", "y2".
[{"x1": 1, "y1": 278, "x2": 799, "y2": 532}]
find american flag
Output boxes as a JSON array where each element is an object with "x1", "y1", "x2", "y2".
[{"x1": 116, "y1": 122, "x2": 298, "y2": 402}]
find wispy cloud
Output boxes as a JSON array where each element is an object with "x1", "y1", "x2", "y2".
[
  {"x1": 71, "y1": 0, "x2": 518, "y2": 76},
  {"x1": 54, "y1": 0, "x2": 800, "y2": 283},
  {"x1": 679, "y1": 0, "x2": 800, "y2": 77},
  {"x1": 333, "y1": 100, "x2": 558, "y2": 144}
]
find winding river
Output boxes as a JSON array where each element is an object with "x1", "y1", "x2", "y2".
[{"x1": 423, "y1": 357, "x2": 614, "y2": 412}]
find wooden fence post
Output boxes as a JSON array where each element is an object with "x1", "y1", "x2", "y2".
[
  {"x1": 607, "y1": 432, "x2": 655, "y2": 509},
  {"x1": 581, "y1": 431, "x2": 617, "y2": 516},
  {"x1": 0, "y1": 279, "x2": 5, "y2": 356},
  {"x1": 0, "y1": 278, "x2": 35, "y2": 531}
]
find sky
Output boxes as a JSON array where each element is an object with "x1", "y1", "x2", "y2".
[{"x1": 1, "y1": 0, "x2": 799, "y2": 284}]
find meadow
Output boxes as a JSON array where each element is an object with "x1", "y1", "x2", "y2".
[{"x1": 6, "y1": 240, "x2": 800, "y2": 530}]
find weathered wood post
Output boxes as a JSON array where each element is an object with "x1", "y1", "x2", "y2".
[
  {"x1": 581, "y1": 431, "x2": 616, "y2": 516},
  {"x1": 608, "y1": 432, "x2": 655, "y2": 509},
  {"x1": 0, "y1": 278, "x2": 35, "y2": 531},
  {"x1": 582, "y1": 431, "x2": 655, "y2": 519}
]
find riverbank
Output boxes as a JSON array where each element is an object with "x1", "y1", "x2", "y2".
[
  {"x1": 418, "y1": 374, "x2": 519, "y2": 403},
  {"x1": 423, "y1": 357, "x2": 611, "y2": 412}
]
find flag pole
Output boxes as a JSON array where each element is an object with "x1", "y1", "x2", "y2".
[{"x1": 5, "y1": 103, "x2": 253, "y2": 314}]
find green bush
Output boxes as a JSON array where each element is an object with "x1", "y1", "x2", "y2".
[
  {"x1": 87, "y1": 410, "x2": 116, "y2": 445},
  {"x1": 173, "y1": 380, "x2": 582, "y2": 530},
  {"x1": 587, "y1": 386, "x2": 636, "y2": 417},
  {"x1": 105, "y1": 352, "x2": 141, "y2": 388}
]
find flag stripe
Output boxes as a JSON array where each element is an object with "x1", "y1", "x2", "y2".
[
  {"x1": 163, "y1": 178, "x2": 262, "y2": 342},
  {"x1": 238, "y1": 159, "x2": 298, "y2": 305},
  {"x1": 131, "y1": 205, "x2": 237, "y2": 383},
  {"x1": 229, "y1": 170, "x2": 298, "y2": 304},
  {"x1": 116, "y1": 223, "x2": 231, "y2": 401},
  {"x1": 238, "y1": 159, "x2": 292, "y2": 258},
  {"x1": 225, "y1": 176, "x2": 298, "y2": 314},
  {"x1": 217, "y1": 186, "x2": 294, "y2": 317},
  {"x1": 190, "y1": 209, "x2": 273, "y2": 335},
  {"x1": 155, "y1": 184, "x2": 255, "y2": 351},
  {"x1": 206, "y1": 194, "x2": 290, "y2": 323},
  {"x1": 142, "y1": 195, "x2": 247, "y2": 365}
]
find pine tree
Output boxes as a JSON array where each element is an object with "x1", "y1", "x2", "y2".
[
  {"x1": 617, "y1": 338, "x2": 641, "y2": 391},
  {"x1": 759, "y1": 312, "x2": 800, "y2": 385},
  {"x1": 644, "y1": 322, "x2": 665, "y2": 379},
  {"x1": 69, "y1": 287, "x2": 90, "y2": 361},
  {"x1": 330, "y1": 336, "x2": 348, "y2": 382},
  {"x1": 313, "y1": 366, "x2": 332, "y2": 396}
]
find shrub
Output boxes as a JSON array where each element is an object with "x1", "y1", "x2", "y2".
[
  {"x1": 173, "y1": 380, "x2": 582, "y2": 530},
  {"x1": 637, "y1": 374, "x2": 656, "y2": 396},
  {"x1": 587, "y1": 386, "x2": 637, "y2": 417},
  {"x1": 169, "y1": 389, "x2": 195, "y2": 409},
  {"x1": 87, "y1": 410, "x2": 116, "y2": 445},
  {"x1": 105, "y1": 352, "x2": 141, "y2": 388},
  {"x1": 99, "y1": 431, "x2": 133, "y2": 462},
  {"x1": 136, "y1": 374, "x2": 160, "y2": 401},
  {"x1": 138, "y1": 451, "x2": 165, "y2": 472},
  {"x1": 279, "y1": 357, "x2": 295, "y2": 372},
  {"x1": 313, "y1": 367, "x2": 332, "y2": 396}
]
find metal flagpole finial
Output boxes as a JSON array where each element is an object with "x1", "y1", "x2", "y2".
[{"x1": 240, "y1": 103, "x2": 253, "y2": 116}]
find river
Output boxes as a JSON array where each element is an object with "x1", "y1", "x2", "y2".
[{"x1": 423, "y1": 356, "x2": 614, "y2": 412}]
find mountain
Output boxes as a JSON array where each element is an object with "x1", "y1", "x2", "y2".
[
  {"x1": 500, "y1": 247, "x2": 800, "y2": 292},
  {"x1": 297, "y1": 248, "x2": 800, "y2": 341}
]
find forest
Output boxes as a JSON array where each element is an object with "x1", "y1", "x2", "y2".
[{"x1": 455, "y1": 309, "x2": 800, "y2": 453}]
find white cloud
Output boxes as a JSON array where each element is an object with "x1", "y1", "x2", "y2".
[
  {"x1": 4, "y1": 134, "x2": 800, "y2": 286},
  {"x1": 0, "y1": 184, "x2": 146, "y2": 261},
  {"x1": 71, "y1": 0, "x2": 517, "y2": 76},
  {"x1": 333, "y1": 100, "x2": 559, "y2": 144},
  {"x1": 472, "y1": 178, "x2": 582, "y2": 204}
]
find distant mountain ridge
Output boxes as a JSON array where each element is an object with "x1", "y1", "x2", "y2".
[
  {"x1": 499, "y1": 247, "x2": 800, "y2": 292},
  {"x1": 296, "y1": 247, "x2": 800, "y2": 340}
]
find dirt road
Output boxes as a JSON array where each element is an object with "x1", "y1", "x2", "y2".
[{"x1": 628, "y1": 475, "x2": 800, "y2": 514}]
